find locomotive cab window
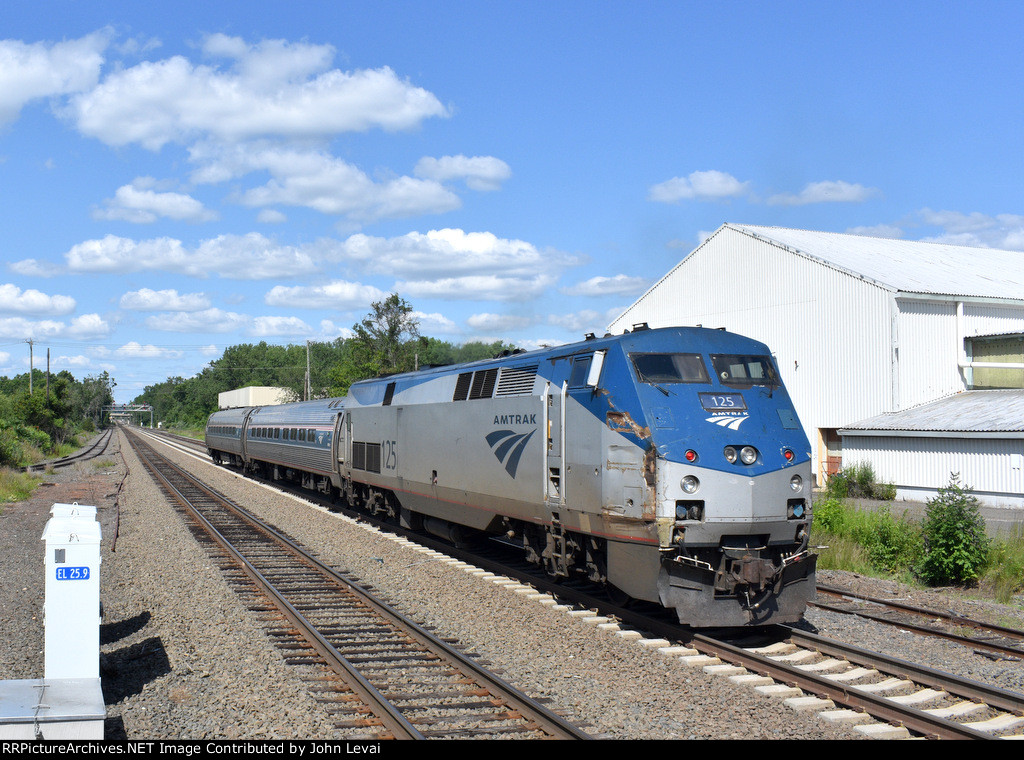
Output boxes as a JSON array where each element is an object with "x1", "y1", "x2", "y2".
[
  {"x1": 568, "y1": 356, "x2": 592, "y2": 388},
  {"x1": 710, "y1": 354, "x2": 779, "y2": 388},
  {"x1": 631, "y1": 353, "x2": 709, "y2": 384}
]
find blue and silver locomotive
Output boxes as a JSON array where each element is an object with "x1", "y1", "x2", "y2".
[{"x1": 205, "y1": 324, "x2": 816, "y2": 627}]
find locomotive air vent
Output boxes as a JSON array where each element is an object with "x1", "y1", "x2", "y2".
[{"x1": 495, "y1": 365, "x2": 538, "y2": 397}]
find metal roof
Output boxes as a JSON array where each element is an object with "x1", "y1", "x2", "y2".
[
  {"x1": 729, "y1": 224, "x2": 1024, "y2": 302},
  {"x1": 841, "y1": 390, "x2": 1024, "y2": 436}
]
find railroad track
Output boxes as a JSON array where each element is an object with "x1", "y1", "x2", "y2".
[
  {"x1": 124, "y1": 428, "x2": 591, "y2": 740},
  {"x1": 134, "y1": 428, "x2": 1024, "y2": 739},
  {"x1": 23, "y1": 427, "x2": 114, "y2": 472},
  {"x1": 813, "y1": 584, "x2": 1024, "y2": 661},
  {"x1": 690, "y1": 626, "x2": 1024, "y2": 740}
]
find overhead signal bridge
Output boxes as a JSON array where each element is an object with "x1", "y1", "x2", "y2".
[{"x1": 103, "y1": 404, "x2": 154, "y2": 427}]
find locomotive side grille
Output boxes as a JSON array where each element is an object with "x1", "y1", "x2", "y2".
[
  {"x1": 495, "y1": 365, "x2": 538, "y2": 397},
  {"x1": 350, "y1": 441, "x2": 381, "y2": 473},
  {"x1": 368, "y1": 444, "x2": 385, "y2": 473},
  {"x1": 453, "y1": 372, "x2": 473, "y2": 401},
  {"x1": 469, "y1": 368, "x2": 498, "y2": 400}
]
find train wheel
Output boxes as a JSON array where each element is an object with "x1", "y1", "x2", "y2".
[{"x1": 605, "y1": 584, "x2": 633, "y2": 608}]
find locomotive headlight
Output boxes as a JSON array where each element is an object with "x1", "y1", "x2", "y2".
[
  {"x1": 681, "y1": 475, "x2": 700, "y2": 494},
  {"x1": 790, "y1": 474, "x2": 804, "y2": 492},
  {"x1": 723, "y1": 446, "x2": 738, "y2": 464},
  {"x1": 740, "y1": 446, "x2": 758, "y2": 465}
]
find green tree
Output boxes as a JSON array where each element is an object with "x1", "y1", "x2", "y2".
[{"x1": 349, "y1": 294, "x2": 420, "y2": 379}]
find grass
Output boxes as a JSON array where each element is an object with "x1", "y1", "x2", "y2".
[
  {"x1": 811, "y1": 496, "x2": 1024, "y2": 604},
  {"x1": 0, "y1": 467, "x2": 43, "y2": 508}
]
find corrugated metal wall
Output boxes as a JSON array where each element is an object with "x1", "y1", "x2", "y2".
[
  {"x1": 895, "y1": 299, "x2": 962, "y2": 408},
  {"x1": 843, "y1": 434, "x2": 1024, "y2": 507},
  {"x1": 965, "y1": 302, "x2": 1024, "y2": 338}
]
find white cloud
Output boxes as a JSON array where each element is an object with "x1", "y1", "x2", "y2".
[
  {"x1": 318, "y1": 320, "x2": 355, "y2": 340},
  {"x1": 399, "y1": 274, "x2": 556, "y2": 302},
  {"x1": 412, "y1": 311, "x2": 459, "y2": 335},
  {"x1": 265, "y1": 280, "x2": 387, "y2": 310},
  {"x1": 340, "y1": 228, "x2": 576, "y2": 280},
  {"x1": 250, "y1": 316, "x2": 312, "y2": 337},
  {"x1": 0, "y1": 316, "x2": 89, "y2": 340},
  {"x1": 257, "y1": 208, "x2": 287, "y2": 224},
  {"x1": 145, "y1": 308, "x2": 249, "y2": 333},
  {"x1": 0, "y1": 284, "x2": 75, "y2": 315},
  {"x1": 648, "y1": 170, "x2": 750, "y2": 203},
  {"x1": 66, "y1": 314, "x2": 111, "y2": 339},
  {"x1": 115, "y1": 342, "x2": 184, "y2": 359},
  {"x1": 68, "y1": 36, "x2": 448, "y2": 149},
  {"x1": 548, "y1": 308, "x2": 623, "y2": 334},
  {"x1": 0, "y1": 31, "x2": 109, "y2": 125},
  {"x1": 561, "y1": 274, "x2": 648, "y2": 297},
  {"x1": 8, "y1": 259, "x2": 61, "y2": 277},
  {"x1": 415, "y1": 155, "x2": 511, "y2": 191},
  {"x1": 916, "y1": 209, "x2": 1024, "y2": 249},
  {"x1": 767, "y1": 180, "x2": 880, "y2": 206},
  {"x1": 868, "y1": 210, "x2": 1024, "y2": 251},
  {"x1": 94, "y1": 178, "x2": 218, "y2": 223},
  {"x1": 119, "y1": 288, "x2": 211, "y2": 312},
  {"x1": 466, "y1": 313, "x2": 535, "y2": 332},
  {"x1": 54, "y1": 355, "x2": 93, "y2": 368},
  {"x1": 336, "y1": 228, "x2": 576, "y2": 303},
  {"x1": 65, "y1": 233, "x2": 320, "y2": 279},
  {"x1": 233, "y1": 147, "x2": 460, "y2": 222}
]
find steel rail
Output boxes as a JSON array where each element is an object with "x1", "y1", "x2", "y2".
[
  {"x1": 814, "y1": 584, "x2": 1024, "y2": 658},
  {"x1": 129, "y1": 430, "x2": 590, "y2": 740},
  {"x1": 132, "y1": 434, "x2": 424, "y2": 740},
  {"x1": 23, "y1": 427, "x2": 114, "y2": 472},
  {"x1": 691, "y1": 630, "x2": 999, "y2": 740},
  {"x1": 782, "y1": 626, "x2": 1024, "y2": 717}
]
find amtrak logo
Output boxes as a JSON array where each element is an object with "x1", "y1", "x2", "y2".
[
  {"x1": 706, "y1": 414, "x2": 748, "y2": 431},
  {"x1": 486, "y1": 429, "x2": 536, "y2": 478}
]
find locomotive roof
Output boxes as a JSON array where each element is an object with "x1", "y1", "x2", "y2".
[{"x1": 348, "y1": 324, "x2": 770, "y2": 389}]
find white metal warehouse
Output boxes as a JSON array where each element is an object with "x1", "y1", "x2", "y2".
[
  {"x1": 840, "y1": 390, "x2": 1024, "y2": 507},
  {"x1": 608, "y1": 223, "x2": 1024, "y2": 504}
]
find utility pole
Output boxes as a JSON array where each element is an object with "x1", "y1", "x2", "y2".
[
  {"x1": 305, "y1": 340, "x2": 311, "y2": 401},
  {"x1": 46, "y1": 348, "x2": 50, "y2": 403},
  {"x1": 25, "y1": 339, "x2": 33, "y2": 395}
]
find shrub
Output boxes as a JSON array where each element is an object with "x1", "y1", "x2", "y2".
[
  {"x1": 824, "y1": 471, "x2": 849, "y2": 500},
  {"x1": 863, "y1": 504, "x2": 922, "y2": 574},
  {"x1": 826, "y1": 462, "x2": 896, "y2": 501},
  {"x1": 985, "y1": 526, "x2": 1024, "y2": 603},
  {"x1": 811, "y1": 496, "x2": 847, "y2": 534},
  {"x1": 918, "y1": 474, "x2": 990, "y2": 586},
  {"x1": 0, "y1": 428, "x2": 23, "y2": 467}
]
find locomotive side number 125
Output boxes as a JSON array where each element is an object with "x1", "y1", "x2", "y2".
[
  {"x1": 383, "y1": 440, "x2": 398, "y2": 470},
  {"x1": 698, "y1": 392, "x2": 747, "y2": 412}
]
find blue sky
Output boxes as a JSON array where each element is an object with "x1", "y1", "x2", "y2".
[{"x1": 1, "y1": 1, "x2": 1022, "y2": 403}]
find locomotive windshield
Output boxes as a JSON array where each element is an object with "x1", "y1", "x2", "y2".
[
  {"x1": 710, "y1": 354, "x2": 779, "y2": 387},
  {"x1": 631, "y1": 353, "x2": 709, "y2": 384}
]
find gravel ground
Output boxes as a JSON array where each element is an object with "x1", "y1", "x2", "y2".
[{"x1": 3, "y1": 428, "x2": 1024, "y2": 741}]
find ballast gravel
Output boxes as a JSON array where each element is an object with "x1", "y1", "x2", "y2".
[{"x1": 2, "y1": 428, "x2": 1023, "y2": 741}]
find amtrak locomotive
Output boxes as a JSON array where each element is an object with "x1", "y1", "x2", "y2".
[{"x1": 205, "y1": 325, "x2": 816, "y2": 627}]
